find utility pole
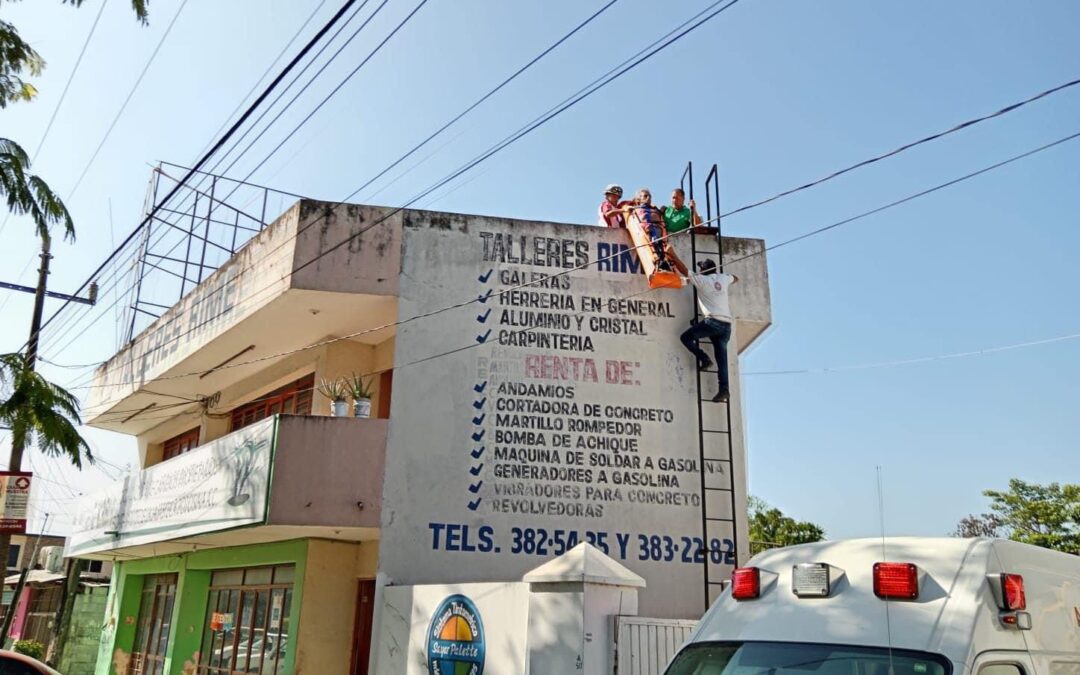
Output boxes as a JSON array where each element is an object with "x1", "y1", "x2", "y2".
[{"x1": 0, "y1": 236, "x2": 95, "y2": 646}]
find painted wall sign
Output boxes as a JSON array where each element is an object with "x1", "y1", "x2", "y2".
[
  {"x1": 374, "y1": 582, "x2": 528, "y2": 674},
  {"x1": 65, "y1": 417, "x2": 275, "y2": 556},
  {"x1": 426, "y1": 594, "x2": 485, "y2": 675},
  {"x1": 381, "y1": 217, "x2": 745, "y2": 618},
  {"x1": 0, "y1": 472, "x2": 32, "y2": 534}
]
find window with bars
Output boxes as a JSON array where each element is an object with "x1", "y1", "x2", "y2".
[
  {"x1": 162, "y1": 427, "x2": 200, "y2": 461},
  {"x1": 198, "y1": 565, "x2": 294, "y2": 675},
  {"x1": 230, "y1": 374, "x2": 314, "y2": 432}
]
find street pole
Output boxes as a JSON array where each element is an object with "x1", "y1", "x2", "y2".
[{"x1": 0, "y1": 234, "x2": 96, "y2": 645}]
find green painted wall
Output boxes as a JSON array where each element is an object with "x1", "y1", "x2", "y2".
[{"x1": 93, "y1": 539, "x2": 309, "y2": 675}]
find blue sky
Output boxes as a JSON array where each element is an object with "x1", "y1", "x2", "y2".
[{"x1": 1, "y1": 0, "x2": 1077, "y2": 537}]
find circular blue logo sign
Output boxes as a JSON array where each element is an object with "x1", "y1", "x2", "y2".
[{"x1": 426, "y1": 594, "x2": 486, "y2": 675}]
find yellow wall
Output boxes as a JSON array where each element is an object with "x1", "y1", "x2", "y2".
[{"x1": 293, "y1": 539, "x2": 379, "y2": 674}]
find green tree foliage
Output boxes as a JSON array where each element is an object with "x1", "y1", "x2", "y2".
[
  {"x1": 0, "y1": 353, "x2": 92, "y2": 468},
  {"x1": 0, "y1": 1, "x2": 148, "y2": 108},
  {"x1": 0, "y1": 138, "x2": 74, "y2": 242},
  {"x1": 959, "y1": 479, "x2": 1080, "y2": 553},
  {"x1": 749, "y1": 496, "x2": 826, "y2": 555}
]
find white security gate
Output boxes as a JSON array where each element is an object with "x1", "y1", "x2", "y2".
[{"x1": 614, "y1": 616, "x2": 697, "y2": 675}]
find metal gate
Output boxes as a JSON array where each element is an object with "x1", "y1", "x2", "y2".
[{"x1": 614, "y1": 616, "x2": 697, "y2": 675}]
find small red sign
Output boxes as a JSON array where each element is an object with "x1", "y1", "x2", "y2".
[{"x1": 0, "y1": 472, "x2": 31, "y2": 534}]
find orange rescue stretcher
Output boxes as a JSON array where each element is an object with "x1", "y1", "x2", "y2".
[{"x1": 625, "y1": 208, "x2": 683, "y2": 289}]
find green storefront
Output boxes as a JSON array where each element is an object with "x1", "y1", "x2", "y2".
[{"x1": 68, "y1": 417, "x2": 384, "y2": 675}]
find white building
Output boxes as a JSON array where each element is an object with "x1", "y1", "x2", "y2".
[{"x1": 69, "y1": 200, "x2": 771, "y2": 674}]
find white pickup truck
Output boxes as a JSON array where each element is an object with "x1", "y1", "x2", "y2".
[{"x1": 665, "y1": 537, "x2": 1079, "y2": 675}]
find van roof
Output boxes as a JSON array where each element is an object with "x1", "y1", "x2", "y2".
[{"x1": 689, "y1": 537, "x2": 1080, "y2": 664}]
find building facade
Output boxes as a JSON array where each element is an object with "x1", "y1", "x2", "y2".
[{"x1": 69, "y1": 201, "x2": 771, "y2": 674}]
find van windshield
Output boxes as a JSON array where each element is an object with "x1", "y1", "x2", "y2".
[{"x1": 665, "y1": 642, "x2": 951, "y2": 675}]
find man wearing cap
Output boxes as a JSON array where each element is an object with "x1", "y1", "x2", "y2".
[
  {"x1": 670, "y1": 253, "x2": 738, "y2": 402},
  {"x1": 598, "y1": 184, "x2": 629, "y2": 228}
]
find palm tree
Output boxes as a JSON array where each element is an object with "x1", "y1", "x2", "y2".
[
  {"x1": 0, "y1": 353, "x2": 91, "y2": 638},
  {"x1": 0, "y1": 138, "x2": 73, "y2": 240},
  {"x1": 0, "y1": 353, "x2": 92, "y2": 470}
]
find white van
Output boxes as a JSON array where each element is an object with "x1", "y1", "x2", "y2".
[{"x1": 665, "y1": 537, "x2": 1079, "y2": 675}]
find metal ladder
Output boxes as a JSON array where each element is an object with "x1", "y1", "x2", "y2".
[{"x1": 681, "y1": 162, "x2": 740, "y2": 610}]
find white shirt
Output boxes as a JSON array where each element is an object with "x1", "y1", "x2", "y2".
[{"x1": 689, "y1": 272, "x2": 736, "y2": 322}]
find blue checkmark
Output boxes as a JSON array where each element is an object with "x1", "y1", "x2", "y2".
[
  {"x1": 472, "y1": 413, "x2": 486, "y2": 426},
  {"x1": 471, "y1": 446, "x2": 485, "y2": 459},
  {"x1": 475, "y1": 329, "x2": 491, "y2": 344},
  {"x1": 474, "y1": 381, "x2": 487, "y2": 393},
  {"x1": 478, "y1": 269, "x2": 493, "y2": 283},
  {"x1": 467, "y1": 497, "x2": 482, "y2": 511},
  {"x1": 469, "y1": 463, "x2": 483, "y2": 476},
  {"x1": 468, "y1": 481, "x2": 483, "y2": 494},
  {"x1": 477, "y1": 289, "x2": 493, "y2": 303},
  {"x1": 473, "y1": 397, "x2": 486, "y2": 410},
  {"x1": 471, "y1": 429, "x2": 485, "y2": 442},
  {"x1": 476, "y1": 308, "x2": 491, "y2": 323}
]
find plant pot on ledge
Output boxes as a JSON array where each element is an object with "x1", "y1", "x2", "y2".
[
  {"x1": 353, "y1": 398, "x2": 372, "y2": 418},
  {"x1": 318, "y1": 377, "x2": 351, "y2": 417},
  {"x1": 347, "y1": 373, "x2": 376, "y2": 419}
]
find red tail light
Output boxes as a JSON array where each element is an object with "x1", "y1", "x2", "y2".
[
  {"x1": 731, "y1": 567, "x2": 761, "y2": 600},
  {"x1": 873, "y1": 562, "x2": 918, "y2": 600},
  {"x1": 1002, "y1": 574, "x2": 1026, "y2": 610}
]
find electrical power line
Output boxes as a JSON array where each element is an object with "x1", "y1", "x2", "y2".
[
  {"x1": 67, "y1": 0, "x2": 191, "y2": 199},
  {"x1": 34, "y1": 0, "x2": 623, "y2": 360},
  {"x1": 19, "y1": 0, "x2": 365, "y2": 355},
  {"x1": 61, "y1": 126, "x2": 1080, "y2": 394},
  {"x1": 744, "y1": 330, "x2": 1080, "y2": 377}
]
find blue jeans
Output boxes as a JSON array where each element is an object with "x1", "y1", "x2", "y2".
[{"x1": 680, "y1": 318, "x2": 731, "y2": 394}]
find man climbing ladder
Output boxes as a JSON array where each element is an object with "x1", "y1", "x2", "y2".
[{"x1": 670, "y1": 253, "x2": 738, "y2": 402}]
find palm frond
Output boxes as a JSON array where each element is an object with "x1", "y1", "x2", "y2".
[
  {"x1": 0, "y1": 354, "x2": 92, "y2": 468},
  {"x1": 27, "y1": 174, "x2": 73, "y2": 241},
  {"x1": 61, "y1": 0, "x2": 149, "y2": 25}
]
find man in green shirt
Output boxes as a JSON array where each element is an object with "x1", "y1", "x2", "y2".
[{"x1": 662, "y1": 188, "x2": 702, "y2": 234}]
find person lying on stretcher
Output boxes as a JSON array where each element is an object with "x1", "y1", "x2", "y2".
[{"x1": 620, "y1": 187, "x2": 674, "y2": 272}]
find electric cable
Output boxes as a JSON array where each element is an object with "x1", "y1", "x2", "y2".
[
  {"x1": 66, "y1": 0, "x2": 191, "y2": 199},
  {"x1": 36, "y1": 0, "x2": 618, "y2": 357},
  {"x1": 0, "y1": 0, "x2": 110, "y2": 238},
  {"x1": 61, "y1": 125, "x2": 1080, "y2": 393},
  {"x1": 18, "y1": 0, "x2": 365, "y2": 355},
  {"x1": 743, "y1": 330, "x2": 1080, "y2": 377},
  {"x1": 347, "y1": 0, "x2": 620, "y2": 202}
]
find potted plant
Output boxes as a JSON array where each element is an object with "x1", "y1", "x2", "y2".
[
  {"x1": 317, "y1": 377, "x2": 349, "y2": 417},
  {"x1": 347, "y1": 373, "x2": 375, "y2": 418}
]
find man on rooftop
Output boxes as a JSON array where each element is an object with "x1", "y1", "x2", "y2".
[
  {"x1": 598, "y1": 184, "x2": 628, "y2": 228},
  {"x1": 662, "y1": 188, "x2": 703, "y2": 235}
]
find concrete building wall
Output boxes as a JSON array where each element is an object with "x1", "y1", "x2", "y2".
[
  {"x1": 293, "y1": 539, "x2": 378, "y2": 674},
  {"x1": 90, "y1": 204, "x2": 302, "y2": 411},
  {"x1": 379, "y1": 212, "x2": 770, "y2": 619},
  {"x1": 268, "y1": 417, "x2": 386, "y2": 528},
  {"x1": 289, "y1": 202, "x2": 403, "y2": 297}
]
